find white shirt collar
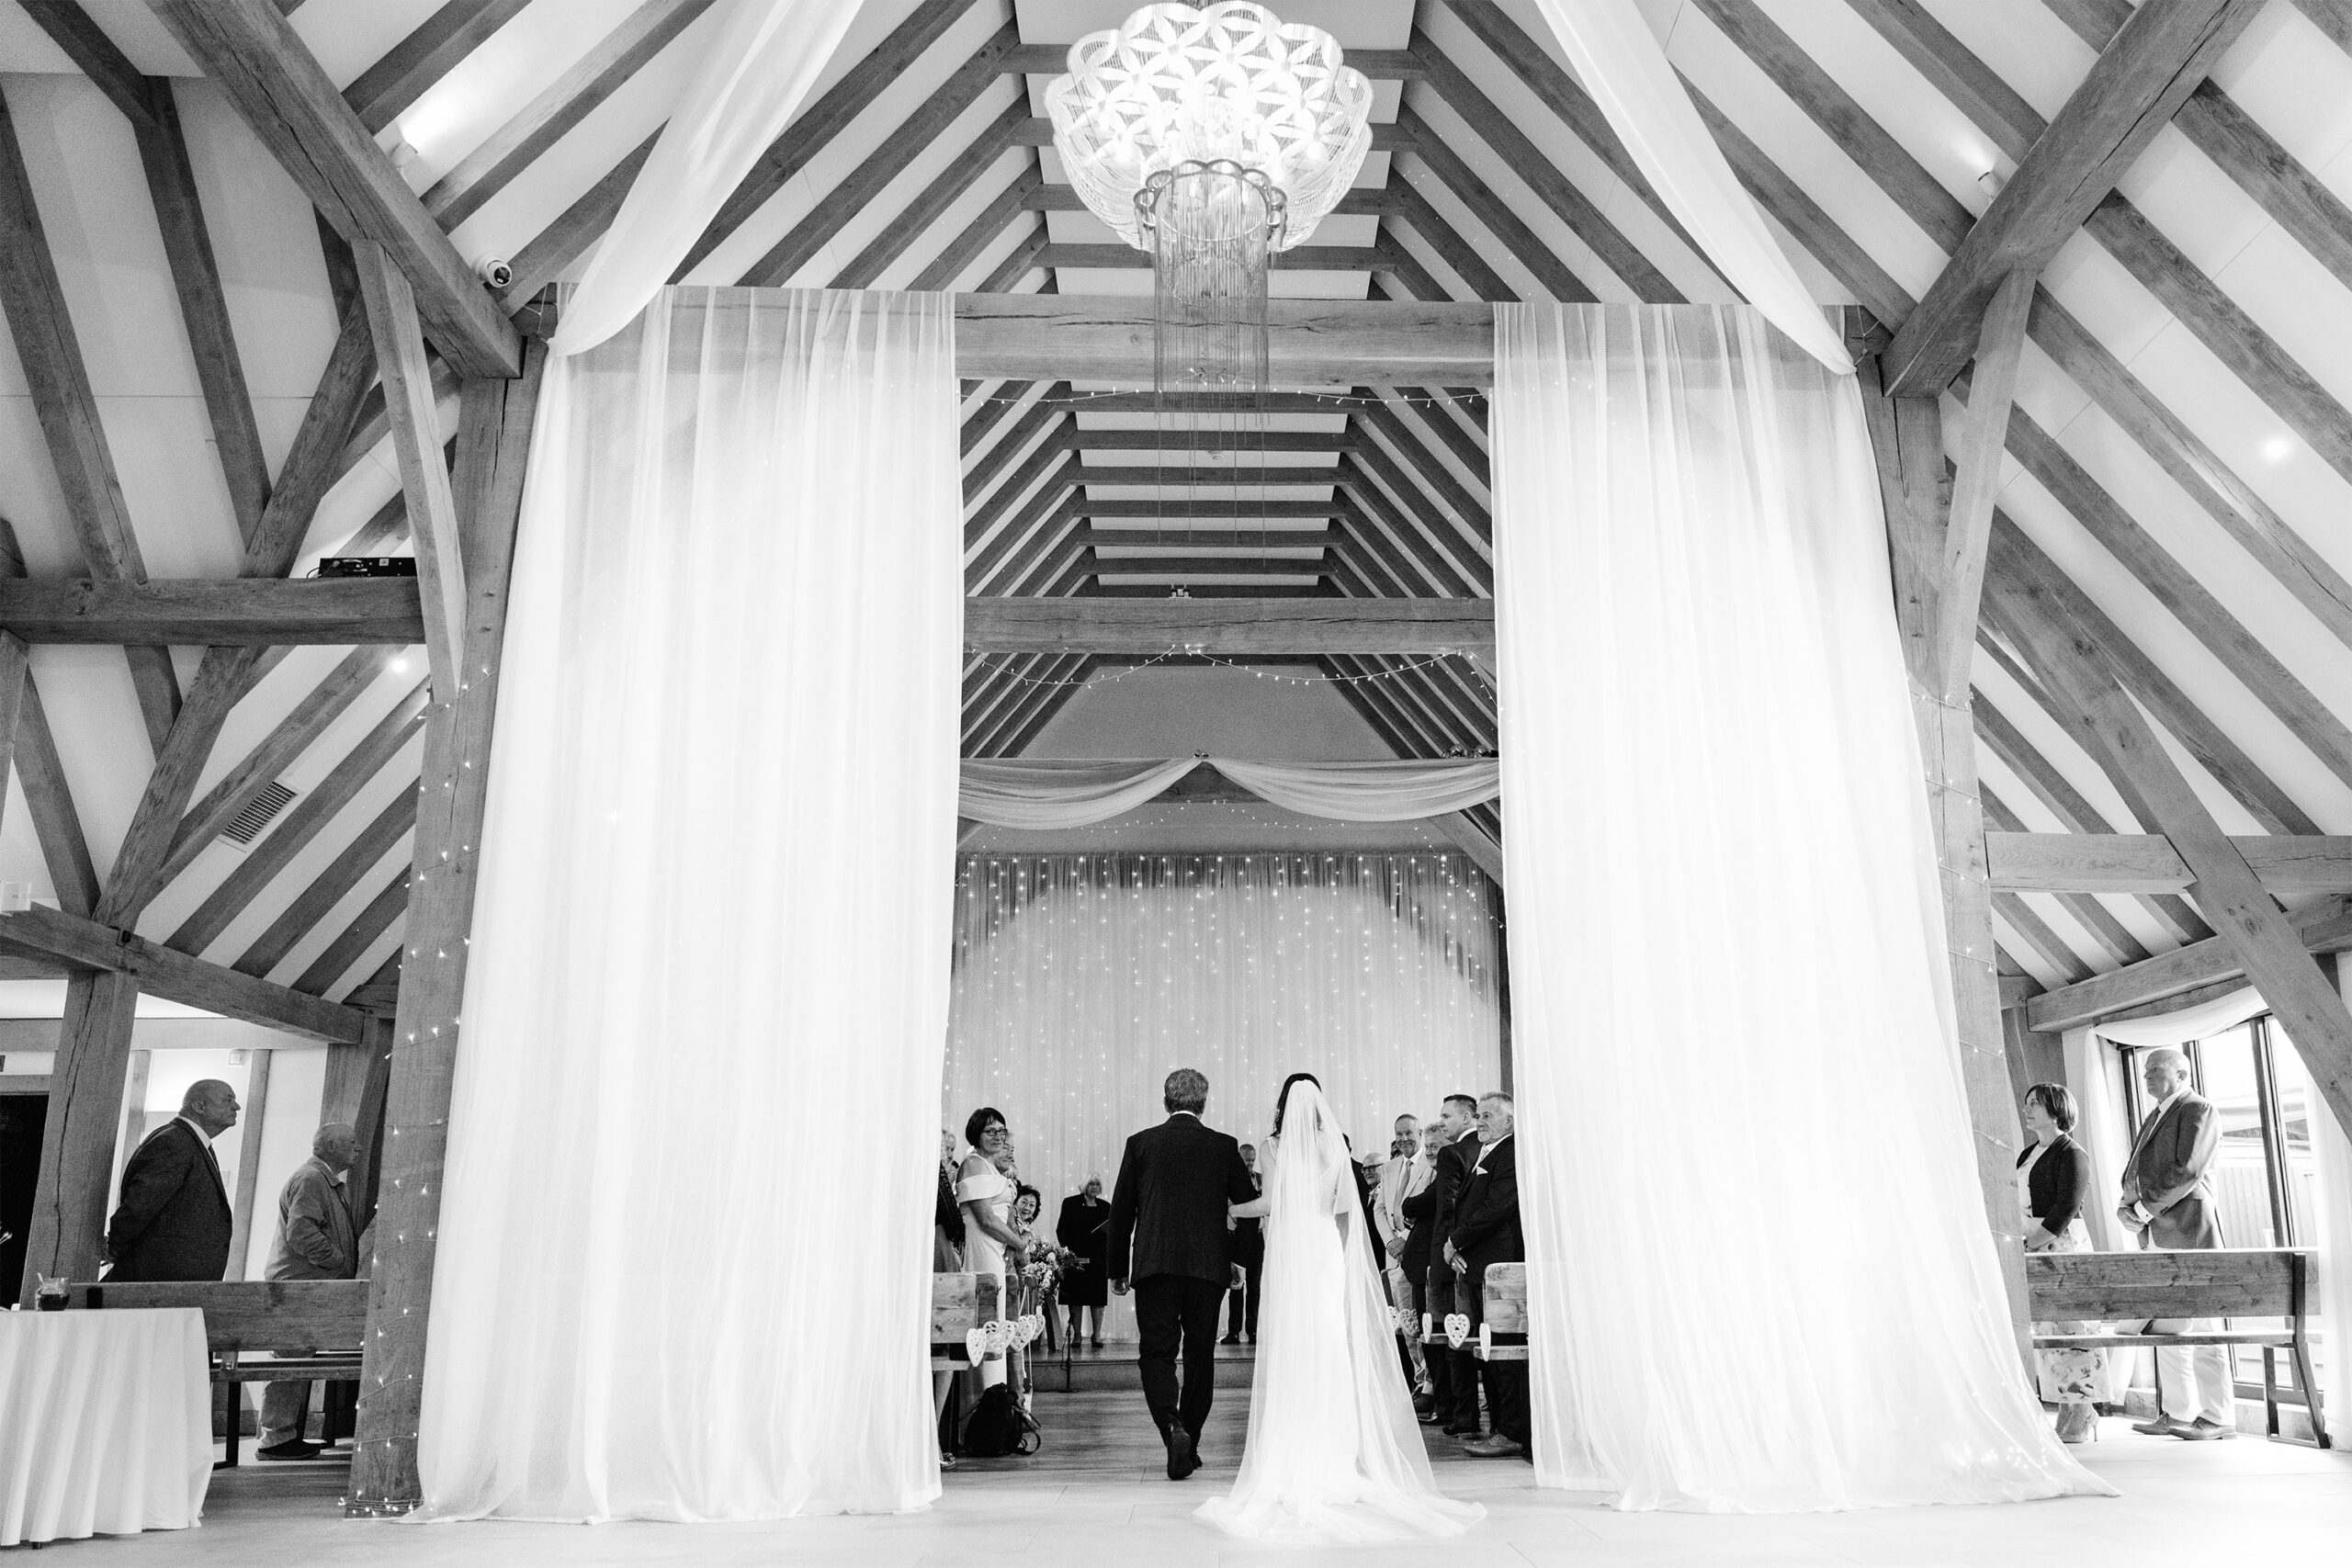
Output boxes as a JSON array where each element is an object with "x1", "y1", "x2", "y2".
[
  {"x1": 1169, "y1": 1110, "x2": 1200, "y2": 1121},
  {"x1": 2154, "y1": 1085, "x2": 2188, "y2": 1115},
  {"x1": 175, "y1": 1113, "x2": 215, "y2": 1150}
]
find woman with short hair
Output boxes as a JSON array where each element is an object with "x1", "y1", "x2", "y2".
[
  {"x1": 958, "y1": 1108, "x2": 1028, "y2": 1389},
  {"x1": 2018, "y1": 1082, "x2": 2106, "y2": 1444}
]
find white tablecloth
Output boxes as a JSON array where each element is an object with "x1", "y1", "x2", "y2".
[{"x1": 0, "y1": 1307, "x2": 211, "y2": 1545}]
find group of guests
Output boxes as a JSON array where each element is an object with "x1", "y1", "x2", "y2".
[
  {"x1": 2018, "y1": 1047, "x2": 2237, "y2": 1445},
  {"x1": 931, "y1": 1111, "x2": 1115, "y2": 1356},
  {"x1": 100, "y1": 1078, "x2": 365, "y2": 1462}
]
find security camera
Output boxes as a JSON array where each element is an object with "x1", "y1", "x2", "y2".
[{"x1": 474, "y1": 255, "x2": 514, "y2": 289}]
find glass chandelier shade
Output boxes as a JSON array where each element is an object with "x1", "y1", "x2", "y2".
[{"x1": 1045, "y1": 2, "x2": 1375, "y2": 253}]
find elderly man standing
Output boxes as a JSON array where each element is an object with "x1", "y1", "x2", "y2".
[
  {"x1": 1452, "y1": 1092, "x2": 1527, "y2": 1459},
  {"x1": 2118, "y1": 1049, "x2": 2233, "y2": 1440},
  {"x1": 255, "y1": 1122, "x2": 359, "y2": 1461},
  {"x1": 105, "y1": 1079, "x2": 239, "y2": 1281}
]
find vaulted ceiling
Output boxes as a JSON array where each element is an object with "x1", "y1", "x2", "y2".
[{"x1": 0, "y1": 0, "x2": 2348, "y2": 1010}]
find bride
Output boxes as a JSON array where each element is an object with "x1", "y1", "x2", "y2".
[{"x1": 1197, "y1": 1074, "x2": 1485, "y2": 1542}]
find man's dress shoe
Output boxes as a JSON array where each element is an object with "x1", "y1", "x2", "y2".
[
  {"x1": 1463, "y1": 1435, "x2": 1526, "y2": 1459},
  {"x1": 2130, "y1": 1415, "x2": 2182, "y2": 1437},
  {"x1": 1164, "y1": 1424, "x2": 1199, "y2": 1480},
  {"x1": 256, "y1": 1439, "x2": 322, "y2": 1461},
  {"x1": 2176, "y1": 1418, "x2": 2235, "y2": 1440}
]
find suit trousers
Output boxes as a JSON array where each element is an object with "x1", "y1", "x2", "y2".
[
  {"x1": 1464, "y1": 1261, "x2": 1530, "y2": 1446},
  {"x1": 259, "y1": 1377, "x2": 313, "y2": 1449},
  {"x1": 1425, "y1": 1262, "x2": 1481, "y2": 1433},
  {"x1": 2141, "y1": 1318, "x2": 2233, "y2": 1425},
  {"x1": 1225, "y1": 1256, "x2": 1260, "y2": 1338},
  {"x1": 1136, "y1": 1274, "x2": 1227, "y2": 1440}
]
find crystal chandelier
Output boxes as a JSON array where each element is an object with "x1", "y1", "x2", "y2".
[
  {"x1": 1044, "y1": 3, "x2": 1375, "y2": 254},
  {"x1": 1046, "y1": 6, "x2": 1374, "y2": 595}
]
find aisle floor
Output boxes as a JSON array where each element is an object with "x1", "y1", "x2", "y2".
[{"x1": 53, "y1": 1389, "x2": 2352, "y2": 1565}]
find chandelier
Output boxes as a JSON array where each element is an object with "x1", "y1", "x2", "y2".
[
  {"x1": 1046, "y1": 6, "x2": 1374, "y2": 596},
  {"x1": 1044, "y1": 3, "x2": 1375, "y2": 254}
]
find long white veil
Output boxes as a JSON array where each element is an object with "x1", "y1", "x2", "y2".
[{"x1": 1198, "y1": 1077, "x2": 1480, "y2": 1541}]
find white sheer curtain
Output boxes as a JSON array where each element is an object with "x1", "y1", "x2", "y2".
[
  {"x1": 418, "y1": 288, "x2": 962, "y2": 1521},
  {"x1": 549, "y1": 2, "x2": 860, "y2": 356},
  {"x1": 944, "y1": 852, "x2": 1502, "y2": 1338},
  {"x1": 1493, "y1": 303, "x2": 2102, "y2": 1509},
  {"x1": 957, "y1": 759, "x2": 1499, "y2": 829},
  {"x1": 1524, "y1": 0, "x2": 1849, "y2": 372}
]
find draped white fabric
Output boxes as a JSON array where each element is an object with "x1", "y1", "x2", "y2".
[
  {"x1": 1523, "y1": 1, "x2": 1850, "y2": 373},
  {"x1": 548, "y1": 3, "x2": 860, "y2": 356},
  {"x1": 959, "y1": 759, "x2": 1201, "y2": 829},
  {"x1": 2092, "y1": 987, "x2": 2268, "y2": 1048},
  {"x1": 944, "y1": 852, "x2": 1502, "y2": 1338},
  {"x1": 419, "y1": 288, "x2": 962, "y2": 1521},
  {"x1": 956, "y1": 759, "x2": 1500, "y2": 829},
  {"x1": 1493, "y1": 303, "x2": 2103, "y2": 1510},
  {"x1": 1211, "y1": 759, "x2": 1500, "y2": 820}
]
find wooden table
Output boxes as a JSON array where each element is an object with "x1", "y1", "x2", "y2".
[{"x1": 0, "y1": 1306, "x2": 212, "y2": 1545}]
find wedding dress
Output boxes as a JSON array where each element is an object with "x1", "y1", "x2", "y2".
[{"x1": 1197, "y1": 1080, "x2": 1484, "y2": 1542}]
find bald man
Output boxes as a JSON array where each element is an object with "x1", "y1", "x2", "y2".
[
  {"x1": 258, "y1": 1122, "x2": 360, "y2": 1461},
  {"x1": 105, "y1": 1079, "x2": 239, "y2": 1282}
]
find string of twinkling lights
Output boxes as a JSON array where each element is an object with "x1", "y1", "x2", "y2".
[
  {"x1": 940, "y1": 852, "x2": 1504, "y2": 1342},
  {"x1": 963, "y1": 387, "x2": 1489, "y2": 410}
]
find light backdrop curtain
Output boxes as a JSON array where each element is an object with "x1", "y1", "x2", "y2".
[
  {"x1": 957, "y1": 759, "x2": 1499, "y2": 829},
  {"x1": 1524, "y1": 1, "x2": 1850, "y2": 372},
  {"x1": 548, "y1": 2, "x2": 861, "y2": 356},
  {"x1": 944, "y1": 852, "x2": 1502, "y2": 1339},
  {"x1": 1493, "y1": 302, "x2": 2103, "y2": 1510},
  {"x1": 418, "y1": 287, "x2": 962, "y2": 1521}
]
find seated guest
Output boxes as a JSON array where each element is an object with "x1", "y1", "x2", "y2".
[
  {"x1": 957, "y1": 1109, "x2": 1029, "y2": 1389},
  {"x1": 1451, "y1": 1092, "x2": 1527, "y2": 1460},
  {"x1": 2018, "y1": 1085, "x2": 2104, "y2": 1445},
  {"x1": 105, "y1": 1079, "x2": 240, "y2": 1281},
  {"x1": 2118, "y1": 1048, "x2": 2233, "y2": 1440},
  {"x1": 1057, "y1": 1177, "x2": 1110, "y2": 1349},
  {"x1": 257, "y1": 1122, "x2": 358, "y2": 1461}
]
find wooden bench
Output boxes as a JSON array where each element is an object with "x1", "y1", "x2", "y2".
[
  {"x1": 930, "y1": 1271, "x2": 1005, "y2": 1372},
  {"x1": 2026, "y1": 1247, "x2": 2327, "y2": 1449},
  {"x1": 67, "y1": 1280, "x2": 370, "y2": 1465}
]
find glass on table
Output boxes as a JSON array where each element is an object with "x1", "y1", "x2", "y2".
[{"x1": 32, "y1": 1273, "x2": 68, "y2": 1312}]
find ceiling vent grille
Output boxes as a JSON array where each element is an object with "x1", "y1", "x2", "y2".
[{"x1": 220, "y1": 782, "x2": 297, "y2": 847}]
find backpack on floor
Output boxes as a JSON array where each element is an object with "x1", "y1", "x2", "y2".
[{"x1": 960, "y1": 1383, "x2": 1041, "y2": 1458}]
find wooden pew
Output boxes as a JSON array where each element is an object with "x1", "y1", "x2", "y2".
[
  {"x1": 931, "y1": 1271, "x2": 1004, "y2": 1372},
  {"x1": 1475, "y1": 1262, "x2": 1528, "y2": 1361},
  {"x1": 67, "y1": 1280, "x2": 369, "y2": 1465},
  {"x1": 2027, "y1": 1248, "x2": 2327, "y2": 1448}
]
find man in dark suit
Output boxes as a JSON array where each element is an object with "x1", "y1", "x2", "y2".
[
  {"x1": 1452, "y1": 1092, "x2": 1527, "y2": 1459},
  {"x1": 1107, "y1": 1066, "x2": 1256, "y2": 1480},
  {"x1": 1421, "y1": 1092, "x2": 1483, "y2": 1438},
  {"x1": 2118, "y1": 1048, "x2": 2232, "y2": 1439},
  {"x1": 105, "y1": 1078, "x2": 239, "y2": 1282}
]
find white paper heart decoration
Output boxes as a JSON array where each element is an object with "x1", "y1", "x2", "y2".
[
  {"x1": 1444, "y1": 1313, "x2": 1470, "y2": 1349},
  {"x1": 1393, "y1": 1305, "x2": 1418, "y2": 1337},
  {"x1": 965, "y1": 1326, "x2": 989, "y2": 1362},
  {"x1": 986, "y1": 1318, "x2": 1014, "y2": 1352}
]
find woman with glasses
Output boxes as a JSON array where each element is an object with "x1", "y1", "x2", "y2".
[{"x1": 958, "y1": 1108, "x2": 1030, "y2": 1390}]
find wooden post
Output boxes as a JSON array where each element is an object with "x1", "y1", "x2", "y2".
[
  {"x1": 225, "y1": 1046, "x2": 271, "y2": 1279},
  {"x1": 1852, "y1": 316, "x2": 2031, "y2": 1348},
  {"x1": 348, "y1": 345, "x2": 543, "y2": 1514},
  {"x1": 115, "y1": 1046, "x2": 151, "y2": 1188},
  {"x1": 346, "y1": 1015, "x2": 394, "y2": 1237},
  {"x1": 322, "y1": 1039, "x2": 372, "y2": 1127},
  {"x1": 18, "y1": 970, "x2": 139, "y2": 1301}
]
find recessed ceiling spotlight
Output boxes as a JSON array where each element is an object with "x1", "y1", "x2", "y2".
[
  {"x1": 2261, "y1": 435, "x2": 2294, "y2": 462},
  {"x1": 390, "y1": 656, "x2": 412, "y2": 674},
  {"x1": 1977, "y1": 167, "x2": 2005, "y2": 197}
]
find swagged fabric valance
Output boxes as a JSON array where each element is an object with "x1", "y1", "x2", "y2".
[{"x1": 957, "y1": 758, "x2": 1501, "y2": 829}]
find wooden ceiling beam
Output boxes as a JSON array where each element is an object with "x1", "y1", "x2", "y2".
[
  {"x1": 0, "y1": 903, "x2": 368, "y2": 1041},
  {"x1": 355, "y1": 242, "x2": 467, "y2": 696},
  {"x1": 1334, "y1": 485, "x2": 1485, "y2": 598},
  {"x1": 1881, "y1": 0, "x2": 2262, "y2": 393},
  {"x1": 0, "y1": 525, "x2": 97, "y2": 916},
  {"x1": 2028, "y1": 894, "x2": 2352, "y2": 1032},
  {"x1": 966, "y1": 597, "x2": 1492, "y2": 656},
  {"x1": 294, "y1": 868, "x2": 409, "y2": 998},
  {"x1": 237, "y1": 789, "x2": 416, "y2": 980},
  {"x1": 1394, "y1": 105, "x2": 1601, "y2": 303},
  {"x1": 1362, "y1": 388, "x2": 1490, "y2": 490},
  {"x1": 964, "y1": 439, "x2": 1076, "y2": 549},
  {"x1": 0, "y1": 579, "x2": 424, "y2": 644},
  {"x1": 1349, "y1": 397, "x2": 1494, "y2": 544},
  {"x1": 1991, "y1": 831, "x2": 2352, "y2": 896},
  {"x1": 1991, "y1": 884, "x2": 2098, "y2": 984},
  {"x1": 968, "y1": 494, "x2": 1082, "y2": 595},
  {"x1": 168, "y1": 682, "x2": 429, "y2": 958},
  {"x1": 498, "y1": 129, "x2": 656, "y2": 310},
  {"x1": 1930, "y1": 270, "x2": 2034, "y2": 701},
  {"x1": 831, "y1": 101, "x2": 1029, "y2": 289},
  {"x1": 0, "y1": 86, "x2": 181, "y2": 750},
  {"x1": 913, "y1": 165, "x2": 1044, "y2": 291},
  {"x1": 972, "y1": 218, "x2": 1049, "y2": 293},
  {"x1": 343, "y1": 0, "x2": 531, "y2": 136},
  {"x1": 736, "y1": 25, "x2": 1022, "y2": 288},
  {"x1": 1984, "y1": 521, "x2": 2319, "y2": 836},
  {"x1": 1373, "y1": 236, "x2": 1454, "y2": 304},
  {"x1": 2289, "y1": 0, "x2": 2352, "y2": 52},
  {"x1": 1409, "y1": 45, "x2": 1674, "y2": 300},
  {"x1": 424, "y1": 0, "x2": 714, "y2": 229},
  {"x1": 671, "y1": 0, "x2": 972, "y2": 278},
  {"x1": 147, "y1": 0, "x2": 521, "y2": 378},
  {"x1": 1973, "y1": 670, "x2": 2210, "y2": 943},
  {"x1": 1062, "y1": 467, "x2": 1346, "y2": 487},
  {"x1": 1383, "y1": 180, "x2": 1516, "y2": 301},
  {"x1": 965, "y1": 394, "x2": 1071, "y2": 503},
  {"x1": 1979, "y1": 784, "x2": 2150, "y2": 965}
]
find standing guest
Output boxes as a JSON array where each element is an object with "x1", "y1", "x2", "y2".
[
  {"x1": 2118, "y1": 1048, "x2": 2233, "y2": 1440},
  {"x1": 1220, "y1": 1143, "x2": 1264, "y2": 1345},
  {"x1": 1451, "y1": 1093, "x2": 1527, "y2": 1459},
  {"x1": 105, "y1": 1079, "x2": 240, "y2": 1282},
  {"x1": 1380, "y1": 1126, "x2": 1435, "y2": 1402},
  {"x1": 1057, "y1": 1177, "x2": 1111, "y2": 1349},
  {"x1": 933, "y1": 1129, "x2": 962, "y2": 1469},
  {"x1": 1421, "y1": 1093, "x2": 1483, "y2": 1438},
  {"x1": 2018, "y1": 1084, "x2": 2105, "y2": 1445},
  {"x1": 1012, "y1": 1185, "x2": 1058, "y2": 1353},
  {"x1": 255, "y1": 1122, "x2": 357, "y2": 1461},
  {"x1": 958, "y1": 1109, "x2": 1029, "y2": 1390},
  {"x1": 1399, "y1": 1122, "x2": 1451, "y2": 1416}
]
